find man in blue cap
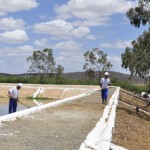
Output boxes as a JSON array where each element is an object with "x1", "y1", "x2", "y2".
[{"x1": 8, "y1": 83, "x2": 23, "y2": 114}]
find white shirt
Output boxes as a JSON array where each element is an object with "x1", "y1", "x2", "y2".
[
  {"x1": 100, "y1": 77, "x2": 111, "y2": 89},
  {"x1": 8, "y1": 87, "x2": 19, "y2": 99},
  {"x1": 147, "y1": 95, "x2": 150, "y2": 102}
]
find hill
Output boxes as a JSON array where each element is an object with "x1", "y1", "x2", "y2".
[
  {"x1": 0, "y1": 71, "x2": 145, "y2": 84},
  {"x1": 62, "y1": 71, "x2": 145, "y2": 84}
]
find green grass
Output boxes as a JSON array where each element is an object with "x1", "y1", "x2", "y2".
[
  {"x1": 26, "y1": 96, "x2": 55, "y2": 101},
  {"x1": 0, "y1": 74, "x2": 149, "y2": 95}
]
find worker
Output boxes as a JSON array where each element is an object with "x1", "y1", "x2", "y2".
[
  {"x1": 100, "y1": 72, "x2": 112, "y2": 104},
  {"x1": 136, "y1": 92, "x2": 150, "y2": 112},
  {"x1": 8, "y1": 83, "x2": 23, "y2": 114},
  {"x1": 141, "y1": 92, "x2": 150, "y2": 107}
]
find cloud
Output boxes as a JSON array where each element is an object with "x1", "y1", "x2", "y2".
[
  {"x1": 0, "y1": 29, "x2": 29, "y2": 43},
  {"x1": 53, "y1": 40, "x2": 84, "y2": 72},
  {"x1": 100, "y1": 40, "x2": 132, "y2": 49},
  {"x1": 33, "y1": 19, "x2": 90, "y2": 39},
  {"x1": 0, "y1": 45, "x2": 34, "y2": 73},
  {"x1": 53, "y1": 40, "x2": 82, "y2": 51},
  {"x1": 0, "y1": 0, "x2": 39, "y2": 15},
  {"x1": 0, "y1": 17, "x2": 25, "y2": 30},
  {"x1": 55, "y1": 53, "x2": 84, "y2": 72},
  {"x1": 72, "y1": 18, "x2": 110, "y2": 27},
  {"x1": 0, "y1": 45, "x2": 34, "y2": 57},
  {"x1": 108, "y1": 56, "x2": 121, "y2": 64},
  {"x1": 55, "y1": 0, "x2": 135, "y2": 26},
  {"x1": 34, "y1": 38, "x2": 48, "y2": 47},
  {"x1": 86, "y1": 35, "x2": 96, "y2": 40},
  {"x1": 108, "y1": 55, "x2": 130, "y2": 74}
]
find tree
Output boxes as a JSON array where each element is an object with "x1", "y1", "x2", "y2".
[
  {"x1": 55, "y1": 65, "x2": 64, "y2": 80},
  {"x1": 127, "y1": 0, "x2": 150, "y2": 28},
  {"x1": 27, "y1": 48, "x2": 56, "y2": 83},
  {"x1": 122, "y1": 29, "x2": 150, "y2": 86},
  {"x1": 83, "y1": 48, "x2": 113, "y2": 81}
]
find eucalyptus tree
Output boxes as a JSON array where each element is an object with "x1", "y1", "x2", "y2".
[
  {"x1": 122, "y1": 29, "x2": 150, "y2": 86},
  {"x1": 27, "y1": 48, "x2": 56, "y2": 83},
  {"x1": 83, "y1": 48, "x2": 112, "y2": 81},
  {"x1": 127, "y1": 0, "x2": 150, "y2": 28},
  {"x1": 55, "y1": 65, "x2": 64, "y2": 80}
]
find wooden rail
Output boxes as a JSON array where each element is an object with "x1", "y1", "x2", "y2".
[{"x1": 119, "y1": 89, "x2": 150, "y2": 114}]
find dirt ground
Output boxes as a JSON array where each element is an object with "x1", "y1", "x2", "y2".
[{"x1": 112, "y1": 90, "x2": 150, "y2": 150}]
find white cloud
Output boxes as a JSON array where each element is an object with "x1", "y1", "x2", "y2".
[
  {"x1": 0, "y1": 45, "x2": 34, "y2": 57},
  {"x1": 55, "y1": 0, "x2": 135, "y2": 26},
  {"x1": 108, "y1": 55, "x2": 130, "y2": 74},
  {"x1": 72, "y1": 18, "x2": 110, "y2": 27},
  {"x1": 86, "y1": 35, "x2": 96, "y2": 40},
  {"x1": 0, "y1": 29, "x2": 29, "y2": 43},
  {"x1": 55, "y1": 53, "x2": 84, "y2": 72},
  {"x1": 18, "y1": 45, "x2": 34, "y2": 52},
  {"x1": 0, "y1": 0, "x2": 39, "y2": 15},
  {"x1": 53, "y1": 40, "x2": 82, "y2": 51},
  {"x1": 34, "y1": 38, "x2": 48, "y2": 47},
  {"x1": 53, "y1": 40, "x2": 84, "y2": 72},
  {"x1": 33, "y1": 19, "x2": 90, "y2": 39},
  {"x1": 0, "y1": 45, "x2": 34, "y2": 73},
  {"x1": 108, "y1": 56, "x2": 121, "y2": 64},
  {"x1": 71, "y1": 26, "x2": 90, "y2": 38},
  {"x1": 34, "y1": 19, "x2": 73, "y2": 35},
  {"x1": 100, "y1": 40, "x2": 132, "y2": 49},
  {"x1": 0, "y1": 17, "x2": 25, "y2": 30}
]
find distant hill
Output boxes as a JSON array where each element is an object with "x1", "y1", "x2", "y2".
[
  {"x1": 62, "y1": 71, "x2": 144, "y2": 84},
  {"x1": 0, "y1": 71, "x2": 145, "y2": 84}
]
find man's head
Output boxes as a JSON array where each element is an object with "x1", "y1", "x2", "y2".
[
  {"x1": 17, "y1": 83, "x2": 23, "y2": 90},
  {"x1": 104, "y1": 72, "x2": 109, "y2": 78},
  {"x1": 141, "y1": 92, "x2": 148, "y2": 98}
]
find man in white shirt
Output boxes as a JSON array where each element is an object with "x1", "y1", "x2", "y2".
[
  {"x1": 141, "y1": 92, "x2": 150, "y2": 107},
  {"x1": 8, "y1": 83, "x2": 22, "y2": 114},
  {"x1": 100, "y1": 72, "x2": 111, "y2": 104},
  {"x1": 136, "y1": 91, "x2": 150, "y2": 112}
]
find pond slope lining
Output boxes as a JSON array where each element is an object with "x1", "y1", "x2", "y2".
[{"x1": 0, "y1": 89, "x2": 98, "y2": 124}]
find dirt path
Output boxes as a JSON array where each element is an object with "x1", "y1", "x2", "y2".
[{"x1": 0, "y1": 88, "x2": 116, "y2": 150}]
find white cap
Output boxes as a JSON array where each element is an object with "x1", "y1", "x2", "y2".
[
  {"x1": 141, "y1": 92, "x2": 146, "y2": 97},
  {"x1": 105, "y1": 72, "x2": 109, "y2": 75},
  {"x1": 18, "y1": 83, "x2": 23, "y2": 87}
]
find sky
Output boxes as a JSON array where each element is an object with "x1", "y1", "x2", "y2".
[{"x1": 0, "y1": 0, "x2": 149, "y2": 74}]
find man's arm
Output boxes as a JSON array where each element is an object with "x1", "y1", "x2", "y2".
[
  {"x1": 100, "y1": 83, "x2": 102, "y2": 88},
  {"x1": 8, "y1": 90, "x2": 11, "y2": 98}
]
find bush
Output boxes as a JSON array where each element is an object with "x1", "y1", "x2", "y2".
[{"x1": 113, "y1": 81, "x2": 148, "y2": 94}]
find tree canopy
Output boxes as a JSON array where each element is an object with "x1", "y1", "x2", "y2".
[
  {"x1": 122, "y1": 28, "x2": 150, "y2": 78},
  {"x1": 83, "y1": 48, "x2": 112, "y2": 80},
  {"x1": 27, "y1": 48, "x2": 64, "y2": 83},
  {"x1": 127, "y1": 0, "x2": 150, "y2": 28}
]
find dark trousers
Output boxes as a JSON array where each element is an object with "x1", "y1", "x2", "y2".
[
  {"x1": 9, "y1": 98, "x2": 17, "y2": 114},
  {"x1": 101, "y1": 88, "x2": 108, "y2": 102}
]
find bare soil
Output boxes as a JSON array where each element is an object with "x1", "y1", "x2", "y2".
[{"x1": 112, "y1": 90, "x2": 150, "y2": 150}]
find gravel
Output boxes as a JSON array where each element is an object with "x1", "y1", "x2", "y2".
[{"x1": 0, "y1": 87, "x2": 116, "y2": 150}]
